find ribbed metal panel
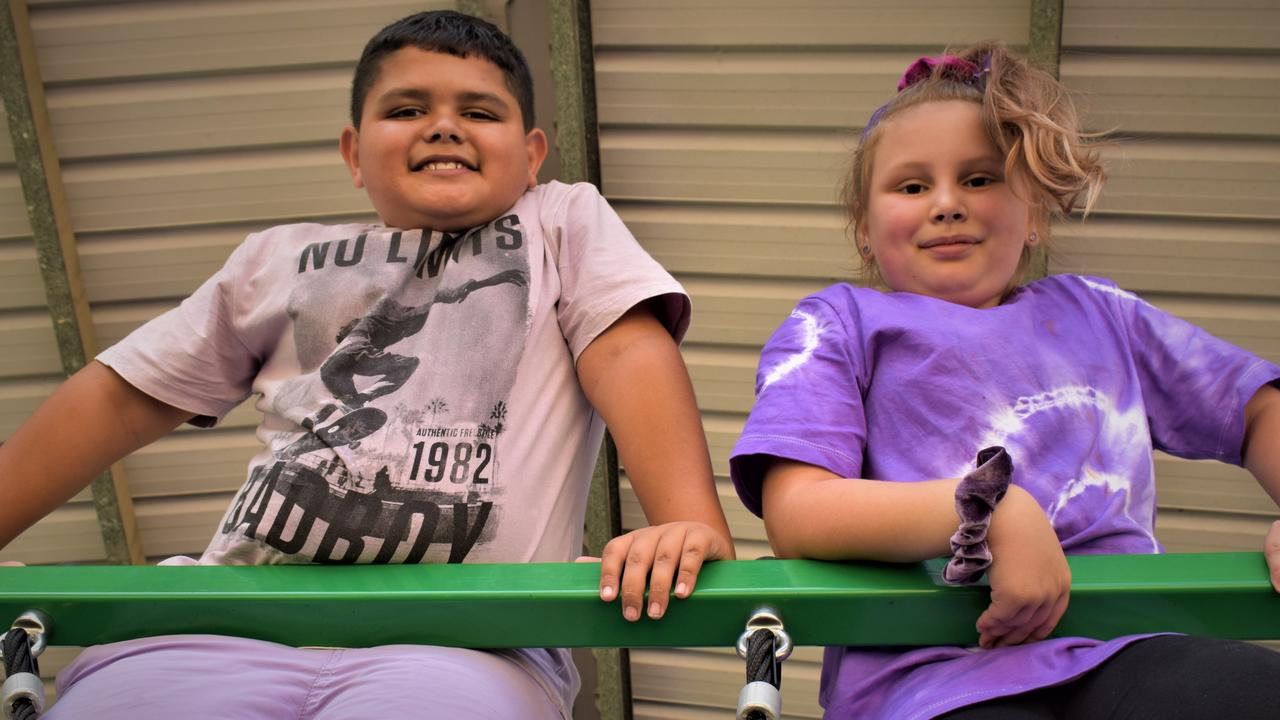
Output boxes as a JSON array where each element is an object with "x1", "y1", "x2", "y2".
[
  {"x1": 595, "y1": 0, "x2": 1280, "y2": 716},
  {"x1": 1062, "y1": 0, "x2": 1280, "y2": 51},
  {"x1": 1057, "y1": 0, "x2": 1280, "y2": 580}
]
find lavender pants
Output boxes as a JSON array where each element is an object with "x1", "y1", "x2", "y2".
[{"x1": 47, "y1": 635, "x2": 568, "y2": 719}]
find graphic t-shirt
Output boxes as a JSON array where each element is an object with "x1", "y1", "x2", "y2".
[
  {"x1": 730, "y1": 275, "x2": 1279, "y2": 720},
  {"x1": 98, "y1": 181, "x2": 689, "y2": 716}
]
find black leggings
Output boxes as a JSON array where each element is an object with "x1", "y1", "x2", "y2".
[{"x1": 937, "y1": 635, "x2": 1280, "y2": 719}]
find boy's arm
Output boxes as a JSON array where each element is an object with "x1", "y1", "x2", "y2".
[
  {"x1": 0, "y1": 361, "x2": 193, "y2": 551},
  {"x1": 575, "y1": 302, "x2": 735, "y2": 622},
  {"x1": 1243, "y1": 383, "x2": 1280, "y2": 592},
  {"x1": 763, "y1": 459, "x2": 1070, "y2": 648}
]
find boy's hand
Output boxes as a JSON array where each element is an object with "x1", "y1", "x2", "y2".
[
  {"x1": 588, "y1": 521, "x2": 732, "y2": 621},
  {"x1": 976, "y1": 485, "x2": 1071, "y2": 648},
  {"x1": 0, "y1": 561, "x2": 26, "y2": 566}
]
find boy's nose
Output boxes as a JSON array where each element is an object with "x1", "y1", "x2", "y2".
[{"x1": 424, "y1": 115, "x2": 463, "y2": 143}]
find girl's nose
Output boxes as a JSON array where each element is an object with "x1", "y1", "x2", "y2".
[{"x1": 931, "y1": 190, "x2": 967, "y2": 223}]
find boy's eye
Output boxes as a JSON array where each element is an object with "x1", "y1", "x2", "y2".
[
  {"x1": 388, "y1": 107, "x2": 424, "y2": 119},
  {"x1": 462, "y1": 109, "x2": 498, "y2": 121}
]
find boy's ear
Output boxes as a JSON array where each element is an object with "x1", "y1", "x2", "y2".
[
  {"x1": 525, "y1": 128, "x2": 549, "y2": 188},
  {"x1": 339, "y1": 125, "x2": 365, "y2": 189}
]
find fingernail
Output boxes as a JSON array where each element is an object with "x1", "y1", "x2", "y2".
[
  {"x1": 675, "y1": 582, "x2": 688, "y2": 597},
  {"x1": 648, "y1": 602, "x2": 661, "y2": 618},
  {"x1": 624, "y1": 606, "x2": 640, "y2": 622},
  {"x1": 600, "y1": 586, "x2": 615, "y2": 601}
]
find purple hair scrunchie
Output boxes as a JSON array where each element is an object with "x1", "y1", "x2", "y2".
[
  {"x1": 942, "y1": 446, "x2": 1013, "y2": 585},
  {"x1": 861, "y1": 52, "x2": 992, "y2": 139}
]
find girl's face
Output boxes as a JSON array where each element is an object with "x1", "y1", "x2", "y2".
[{"x1": 859, "y1": 100, "x2": 1036, "y2": 309}]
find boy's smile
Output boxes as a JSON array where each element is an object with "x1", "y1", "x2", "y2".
[
  {"x1": 861, "y1": 100, "x2": 1036, "y2": 309},
  {"x1": 340, "y1": 48, "x2": 547, "y2": 231}
]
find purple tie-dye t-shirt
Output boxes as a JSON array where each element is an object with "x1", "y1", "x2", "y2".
[{"x1": 730, "y1": 274, "x2": 1280, "y2": 720}]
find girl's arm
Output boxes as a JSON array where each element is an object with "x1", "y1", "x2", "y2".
[
  {"x1": 764, "y1": 459, "x2": 1070, "y2": 648},
  {"x1": 576, "y1": 302, "x2": 735, "y2": 622},
  {"x1": 1242, "y1": 383, "x2": 1280, "y2": 591},
  {"x1": 0, "y1": 361, "x2": 193, "y2": 551}
]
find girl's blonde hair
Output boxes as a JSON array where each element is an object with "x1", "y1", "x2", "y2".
[{"x1": 843, "y1": 41, "x2": 1106, "y2": 288}]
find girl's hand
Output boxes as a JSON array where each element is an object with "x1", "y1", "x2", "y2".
[
  {"x1": 1265, "y1": 520, "x2": 1280, "y2": 593},
  {"x1": 976, "y1": 486, "x2": 1071, "y2": 648},
  {"x1": 587, "y1": 521, "x2": 733, "y2": 622}
]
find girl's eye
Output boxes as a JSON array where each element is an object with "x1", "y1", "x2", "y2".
[
  {"x1": 967, "y1": 175, "x2": 997, "y2": 188},
  {"x1": 899, "y1": 183, "x2": 927, "y2": 195}
]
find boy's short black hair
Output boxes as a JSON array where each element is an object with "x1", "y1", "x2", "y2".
[{"x1": 350, "y1": 10, "x2": 536, "y2": 132}]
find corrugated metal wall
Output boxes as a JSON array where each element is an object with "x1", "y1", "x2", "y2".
[
  {"x1": 2, "y1": 0, "x2": 1278, "y2": 718},
  {"x1": 1055, "y1": 1, "x2": 1280, "y2": 552},
  {"x1": 593, "y1": 0, "x2": 1280, "y2": 717}
]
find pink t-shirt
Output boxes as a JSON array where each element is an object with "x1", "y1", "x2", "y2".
[{"x1": 96, "y1": 181, "x2": 689, "y2": 715}]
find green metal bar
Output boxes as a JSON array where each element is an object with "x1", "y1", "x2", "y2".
[{"x1": 2, "y1": 554, "x2": 1276, "y2": 649}]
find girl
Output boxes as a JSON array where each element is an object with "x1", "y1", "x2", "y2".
[{"x1": 730, "y1": 41, "x2": 1280, "y2": 719}]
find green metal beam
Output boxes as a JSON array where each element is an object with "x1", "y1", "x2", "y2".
[{"x1": 3, "y1": 554, "x2": 1277, "y2": 649}]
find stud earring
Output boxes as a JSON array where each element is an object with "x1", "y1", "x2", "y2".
[{"x1": 1028, "y1": 231, "x2": 1038, "y2": 244}]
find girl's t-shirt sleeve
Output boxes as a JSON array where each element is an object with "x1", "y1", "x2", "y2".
[
  {"x1": 1098, "y1": 277, "x2": 1280, "y2": 465},
  {"x1": 730, "y1": 291, "x2": 868, "y2": 517}
]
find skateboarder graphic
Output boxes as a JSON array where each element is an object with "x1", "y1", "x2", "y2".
[
  {"x1": 276, "y1": 406, "x2": 388, "y2": 462},
  {"x1": 304, "y1": 269, "x2": 526, "y2": 430}
]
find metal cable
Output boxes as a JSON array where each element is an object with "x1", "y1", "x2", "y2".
[{"x1": 2, "y1": 629, "x2": 39, "y2": 720}]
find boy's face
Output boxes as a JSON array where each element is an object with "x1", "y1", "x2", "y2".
[{"x1": 340, "y1": 48, "x2": 547, "y2": 231}]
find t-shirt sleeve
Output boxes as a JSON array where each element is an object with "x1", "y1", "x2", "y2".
[
  {"x1": 1107, "y1": 279, "x2": 1280, "y2": 465},
  {"x1": 96, "y1": 237, "x2": 262, "y2": 427},
  {"x1": 730, "y1": 293, "x2": 868, "y2": 517},
  {"x1": 547, "y1": 183, "x2": 690, "y2": 358}
]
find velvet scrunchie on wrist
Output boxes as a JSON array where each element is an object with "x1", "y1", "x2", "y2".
[{"x1": 942, "y1": 446, "x2": 1013, "y2": 585}]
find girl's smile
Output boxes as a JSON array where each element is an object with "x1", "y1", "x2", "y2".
[{"x1": 859, "y1": 100, "x2": 1037, "y2": 309}]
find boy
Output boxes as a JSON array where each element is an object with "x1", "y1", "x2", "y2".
[{"x1": 0, "y1": 10, "x2": 732, "y2": 718}]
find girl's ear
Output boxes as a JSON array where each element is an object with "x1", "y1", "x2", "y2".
[
  {"x1": 855, "y1": 224, "x2": 871, "y2": 256},
  {"x1": 1024, "y1": 205, "x2": 1049, "y2": 247}
]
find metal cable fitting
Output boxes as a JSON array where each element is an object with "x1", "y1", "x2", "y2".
[
  {"x1": 0, "y1": 611, "x2": 52, "y2": 664},
  {"x1": 2, "y1": 672, "x2": 45, "y2": 719},
  {"x1": 735, "y1": 606, "x2": 792, "y2": 663}
]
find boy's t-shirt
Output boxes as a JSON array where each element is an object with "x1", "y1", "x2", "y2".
[
  {"x1": 97, "y1": 180, "x2": 689, "y2": 715},
  {"x1": 730, "y1": 275, "x2": 1280, "y2": 720}
]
